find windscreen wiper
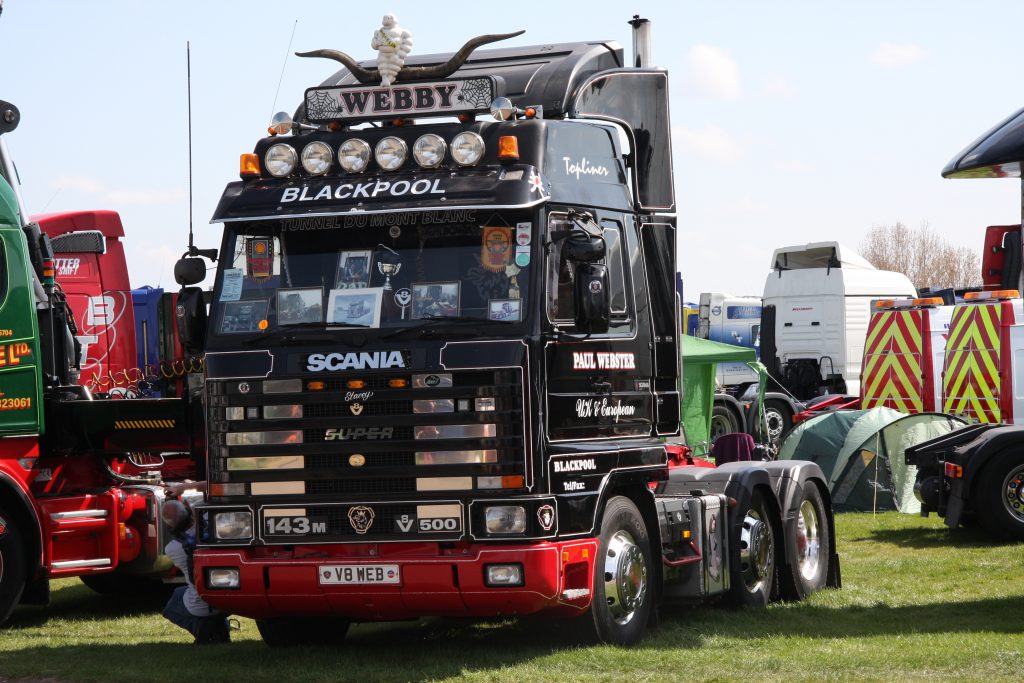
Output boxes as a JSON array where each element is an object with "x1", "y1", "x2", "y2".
[
  {"x1": 241, "y1": 321, "x2": 372, "y2": 347},
  {"x1": 381, "y1": 315, "x2": 514, "y2": 340}
]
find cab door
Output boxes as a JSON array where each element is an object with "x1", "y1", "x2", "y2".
[{"x1": 0, "y1": 225, "x2": 44, "y2": 434}]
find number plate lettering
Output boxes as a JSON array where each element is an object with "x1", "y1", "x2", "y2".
[{"x1": 318, "y1": 564, "x2": 401, "y2": 585}]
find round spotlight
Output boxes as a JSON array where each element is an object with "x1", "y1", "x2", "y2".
[
  {"x1": 374, "y1": 136, "x2": 408, "y2": 171},
  {"x1": 412, "y1": 134, "x2": 447, "y2": 168},
  {"x1": 338, "y1": 138, "x2": 371, "y2": 173},
  {"x1": 450, "y1": 132, "x2": 485, "y2": 167},
  {"x1": 265, "y1": 144, "x2": 298, "y2": 177},
  {"x1": 301, "y1": 141, "x2": 333, "y2": 175}
]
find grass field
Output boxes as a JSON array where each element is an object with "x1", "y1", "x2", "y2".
[{"x1": 2, "y1": 512, "x2": 1023, "y2": 683}]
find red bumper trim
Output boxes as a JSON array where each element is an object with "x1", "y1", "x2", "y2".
[{"x1": 194, "y1": 539, "x2": 599, "y2": 620}]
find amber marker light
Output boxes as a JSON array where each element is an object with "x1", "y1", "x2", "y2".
[
  {"x1": 457, "y1": 113, "x2": 475, "y2": 124},
  {"x1": 240, "y1": 153, "x2": 260, "y2": 177},
  {"x1": 873, "y1": 299, "x2": 895, "y2": 309},
  {"x1": 389, "y1": 378, "x2": 409, "y2": 388},
  {"x1": 498, "y1": 136, "x2": 519, "y2": 160},
  {"x1": 307, "y1": 381, "x2": 325, "y2": 391},
  {"x1": 524, "y1": 107, "x2": 538, "y2": 119},
  {"x1": 347, "y1": 379, "x2": 366, "y2": 389},
  {"x1": 501, "y1": 475, "x2": 525, "y2": 489}
]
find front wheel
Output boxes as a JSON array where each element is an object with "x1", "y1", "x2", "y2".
[
  {"x1": 780, "y1": 483, "x2": 831, "y2": 600},
  {"x1": 727, "y1": 489, "x2": 777, "y2": 607},
  {"x1": 974, "y1": 451, "x2": 1024, "y2": 540},
  {"x1": 578, "y1": 496, "x2": 653, "y2": 645},
  {"x1": 256, "y1": 616, "x2": 351, "y2": 647},
  {"x1": 0, "y1": 505, "x2": 27, "y2": 625}
]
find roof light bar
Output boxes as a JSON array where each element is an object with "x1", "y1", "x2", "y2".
[{"x1": 964, "y1": 289, "x2": 1020, "y2": 301}]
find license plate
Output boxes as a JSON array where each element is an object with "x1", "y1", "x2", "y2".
[{"x1": 318, "y1": 564, "x2": 400, "y2": 585}]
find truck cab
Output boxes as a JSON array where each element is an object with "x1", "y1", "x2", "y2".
[{"x1": 189, "y1": 23, "x2": 838, "y2": 646}]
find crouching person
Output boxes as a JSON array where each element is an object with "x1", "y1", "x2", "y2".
[{"x1": 161, "y1": 496, "x2": 231, "y2": 644}]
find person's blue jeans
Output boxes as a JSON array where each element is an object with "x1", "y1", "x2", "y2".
[{"x1": 163, "y1": 586, "x2": 200, "y2": 634}]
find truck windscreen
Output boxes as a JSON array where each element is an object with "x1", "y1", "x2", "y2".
[{"x1": 209, "y1": 213, "x2": 532, "y2": 341}]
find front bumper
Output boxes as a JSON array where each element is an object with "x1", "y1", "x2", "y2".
[{"x1": 194, "y1": 539, "x2": 598, "y2": 620}]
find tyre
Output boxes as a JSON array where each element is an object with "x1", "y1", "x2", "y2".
[
  {"x1": 0, "y1": 505, "x2": 27, "y2": 625},
  {"x1": 711, "y1": 404, "x2": 739, "y2": 442},
  {"x1": 256, "y1": 616, "x2": 351, "y2": 647},
  {"x1": 578, "y1": 496, "x2": 653, "y2": 646},
  {"x1": 974, "y1": 451, "x2": 1024, "y2": 540},
  {"x1": 780, "y1": 483, "x2": 831, "y2": 601},
  {"x1": 763, "y1": 400, "x2": 792, "y2": 445},
  {"x1": 727, "y1": 489, "x2": 777, "y2": 607}
]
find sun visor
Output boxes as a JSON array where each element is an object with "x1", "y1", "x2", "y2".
[
  {"x1": 210, "y1": 165, "x2": 548, "y2": 223},
  {"x1": 943, "y1": 107, "x2": 1024, "y2": 178}
]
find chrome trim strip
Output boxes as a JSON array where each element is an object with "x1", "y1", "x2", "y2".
[
  {"x1": 52, "y1": 558, "x2": 111, "y2": 569},
  {"x1": 50, "y1": 509, "x2": 108, "y2": 520}
]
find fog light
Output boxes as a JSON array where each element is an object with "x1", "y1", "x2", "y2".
[
  {"x1": 338, "y1": 138, "x2": 371, "y2": 172},
  {"x1": 451, "y1": 132, "x2": 485, "y2": 166},
  {"x1": 485, "y1": 505, "x2": 526, "y2": 534},
  {"x1": 265, "y1": 143, "x2": 298, "y2": 177},
  {"x1": 206, "y1": 567, "x2": 240, "y2": 589},
  {"x1": 213, "y1": 511, "x2": 253, "y2": 540},
  {"x1": 413, "y1": 133, "x2": 447, "y2": 168},
  {"x1": 301, "y1": 141, "x2": 333, "y2": 175},
  {"x1": 485, "y1": 563, "x2": 523, "y2": 587},
  {"x1": 375, "y1": 136, "x2": 408, "y2": 170}
]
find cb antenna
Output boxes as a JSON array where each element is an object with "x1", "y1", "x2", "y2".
[
  {"x1": 186, "y1": 41, "x2": 195, "y2": 254},
  {"x1": 183, "y1": 42, "x2": 216, "y2": 263}
]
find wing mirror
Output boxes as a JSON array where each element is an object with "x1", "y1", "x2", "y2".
[
  {"x1": 175, "y1": 287, "x2": 208, "y2": 355},
  {"x1": 574, "y1": 263, "x2": 610, "y2": 334}
]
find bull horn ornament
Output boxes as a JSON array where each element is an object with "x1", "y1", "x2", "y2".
[{"x1": 297, "y1": 14, "x2": 524, "y2": 86}]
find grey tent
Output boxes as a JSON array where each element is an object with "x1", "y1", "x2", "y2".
[{"x1": 778, "y1": 408, "x2": 965, "y2": 513}]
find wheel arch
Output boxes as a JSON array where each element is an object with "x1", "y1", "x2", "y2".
[
  {"x1": 594, "y1": 473, "x2": 663, "y2": 607},
  {"x1": 0, "y1": 470, "x2": 44, "y2": 582}
]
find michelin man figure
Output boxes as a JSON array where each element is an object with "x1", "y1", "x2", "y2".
[{"x1": 372, "y1": 13, "x2": 413, "y2": 87}]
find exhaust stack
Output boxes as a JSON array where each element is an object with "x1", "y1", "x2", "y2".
[{"x1": 628, "y1": 15, "x2": 651, "y2": 68}]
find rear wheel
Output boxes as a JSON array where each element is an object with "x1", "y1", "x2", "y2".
[
  {"x1": 256, "y1": 616, "x2": 351, "y2": 647},
  {"x1": 0, "y1": 505, "x2": 27, "y2": 625},
  {"x1": 763, "y1": 400, "x2": 792, "y2": 445},
  {"x1": 578, "y1": 496, "x2": 653, "y2": 646},
  {"x1": 974, "y1": 452, "x2": 1024, "y2": 540},
  {"x1": 711, "y1": 404, "x2": 739, "y2": 442},
  {"x1": 727, "y1": 489, "x2": 777, "y2": 607},
  {"x1": 781, "y1": 483, "x2": 831, "y2": 600}
]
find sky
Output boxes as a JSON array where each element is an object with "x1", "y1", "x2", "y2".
[{"x1": 1, "y1": 1, "x2": 1022, "y2": 297}]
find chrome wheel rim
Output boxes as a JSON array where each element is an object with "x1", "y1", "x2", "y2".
[
  {"x1": 1001, "y1": 465, "x2": 1024, "y2": 524},
  {"x1": 604, "y1": 529, "x2": 648, "y2": 625},
  {"x1": 739, "y1": 508, "x2": 773, "y2": 593},
  {"x1": 796, "y1": 498, "x2": 821, "y2": 581},
  {"x1": 764, "y1": 407, "x2": 785, "y2": 443}
]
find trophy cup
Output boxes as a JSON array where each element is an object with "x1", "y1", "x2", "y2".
[{"x1": 378, "y1": 260, "x2": 402, "y2": 291}]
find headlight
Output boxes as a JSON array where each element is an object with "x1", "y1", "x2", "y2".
[
  {"x1": 265, "y1": 143, "x2": 298, "y2": 177},
  {"x1": 375, "y1": 136, "x2": 408, "y2": 171},
  {"x1": 338, "y1": 138, "x2": 371, "y2": 173},
  {"x1": 205, "y1": 567, "x2": 240, "y2": 589},
  {"x1": 413, "y1": 134, "x2": 447, "y2": 168},
  {"x1": 450, "y1": 132, "x2": 485, "y2": 166},
  {"x1": 484, "y1": 505, "x2": 526, "y2": 534},
  {"x1": 213, "y1": 511, "x2": 253, "y2": 540},
  {"x1": 301, "y1": 141, "x2": 333, "y2": 175}
]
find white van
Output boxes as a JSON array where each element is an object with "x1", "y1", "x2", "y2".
[{"x1": 761, "y1": 241, "x2": 916, "y2": 399}]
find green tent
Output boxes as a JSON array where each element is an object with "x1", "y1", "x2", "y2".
[
  {"x1": 680, "y1": 336, "x2": 766, "y2": 457},
  {"x1": 778, "y1": 408, "x2": 965, "y2": 512}
]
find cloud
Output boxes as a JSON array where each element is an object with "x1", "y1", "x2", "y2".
[
  {"x1": 675, "y1": 124, "x2": 742, "y2": 163},
  {"x1": 51, "y1": 175, "x2": 105, "y2": 193},
  {"x1": 105, "y1": 189, "x2": 187, "y2": 205},
  {"x1": 776, "y1": 159, "x2": 816, "y2": 173},
  {"x1": 870, "y1": 42, "x2": 925, "y2": 67},
  {"x1": 687, "y1": 44, "x2": 741, "y2": 100},
  {"x1": 761, "y1": 75, "x2": 796, "y2": 98},
  {"x1": 48, "y1": 176, "x2": 186, "y2": 206}
]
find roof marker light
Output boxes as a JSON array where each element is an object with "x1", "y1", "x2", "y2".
[
  {"x1": 964, "y1": 289, "x2": 1020, "y2": 301},
  {"x1": 498, "y1": 136, "x2": 519, "y2": 161},
  {"x1": 240, "y1": 153, "x2": 260, "y2": 177}
]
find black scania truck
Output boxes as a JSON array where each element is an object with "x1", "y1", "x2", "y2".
[{"x1": 182, "y1": 19, "x2": 839, "y2": 646}]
